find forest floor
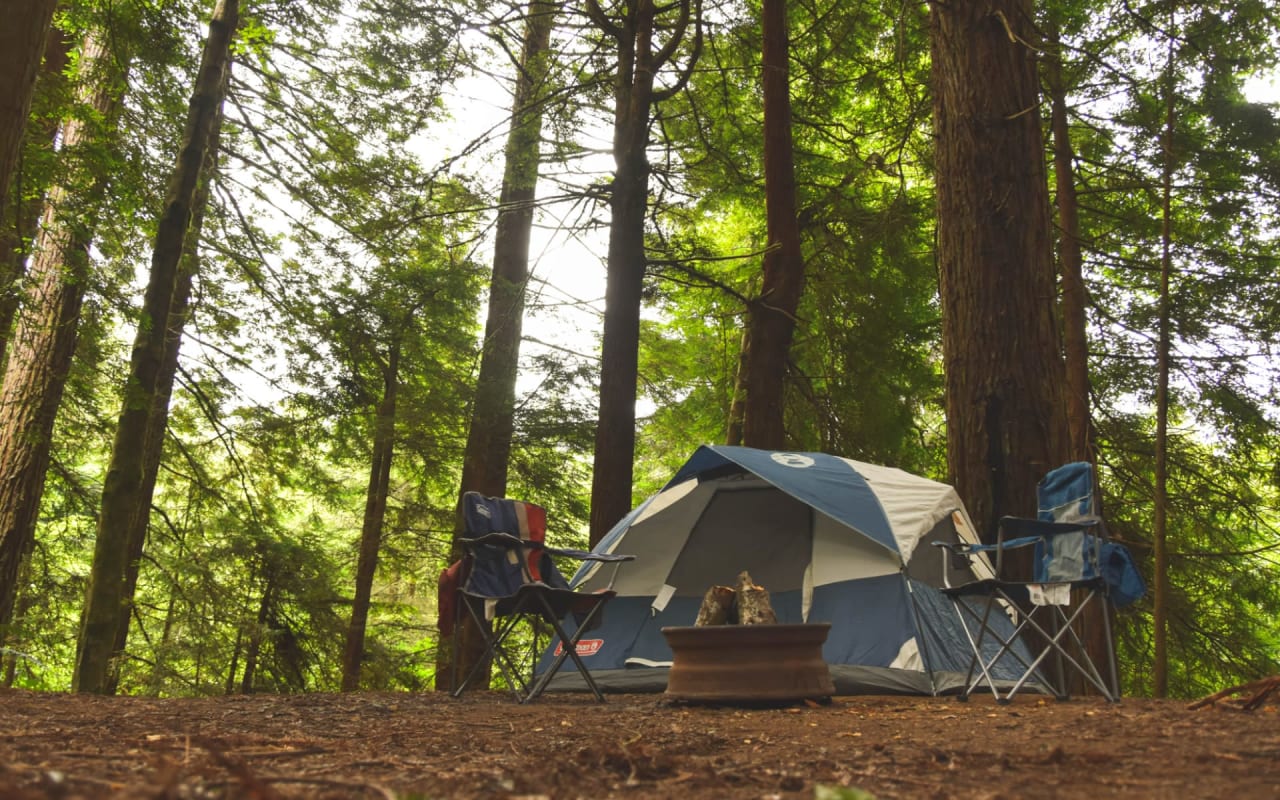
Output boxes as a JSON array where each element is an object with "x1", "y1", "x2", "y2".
[{"x1": 1, "y1": 686, "x2": 1277, "y2": 799}]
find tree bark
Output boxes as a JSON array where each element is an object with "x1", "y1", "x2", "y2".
[
  {"x1": 341, "y1": 343, "x2": 399, "y2": 691},
  {"x1": 741, "y1": 0, "x2": 805, "y2": 451},
  {"x1": 0, "y1": 23, "x2": 71, "y2": 367},
  {"x1": 104, "y1": 80, "x2": 228, "y2": 695},
  {"x1": 1044, "y1": 19, "x2": 1114, "y2": 696},
  {"x1": 929, "y1": 0, "x2": 1069, "y2": 538},
  {"x1": 1153, "y1": 44, "x2": 1176, "y2": 699},
  {"x1": 438, "y1": 0, "x2": 557, "y2": 694},
  {"x1": 725, "y1": 326, "x2": 749, "y2": 445},
  {"x1": 0, "y1": 0, "x2": 58, "y2": 229},
  {"x1": 74, "y1": 0, "x2": 239, "y2": 695},
  {"x1": 1044, "y1": 22, "x2": 1091, "y2": 464},
  {"x1": 0, "y1": 32, "x2": 124, "y2": 633},
  {"x1": 239, "y1": 576, "x2": 273, "y2": 694},
  {"x1": 587, "y1": 0, "x2": 699, "y2": 544}
]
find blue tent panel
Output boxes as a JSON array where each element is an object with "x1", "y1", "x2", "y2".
[
  {"x1": 808, "y1": 575, "x2": 916, "y2": 667},
  {"x1": 669, "y1": 446, "x2": 899, "y2": 555}
]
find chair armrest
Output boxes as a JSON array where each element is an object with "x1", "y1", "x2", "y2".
[
  {"x1": 457, "y1": 532, "x2": 526, "y2": 549},
  {"x1": 544, "y1": 547, "x2": 635, "y2": 563}
]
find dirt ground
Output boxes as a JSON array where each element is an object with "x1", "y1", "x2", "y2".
[{"x1": 1, "y1": 686, "x2": 1277, "y2": 799}]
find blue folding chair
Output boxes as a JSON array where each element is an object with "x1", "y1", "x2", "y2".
[
  {"x1": 444, "y1": 492, "x2": 634, "y2": 702},
  {"x1": 935, "y1": 463, "x2": 1144, "y2": 703}
]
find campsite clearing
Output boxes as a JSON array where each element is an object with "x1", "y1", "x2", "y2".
[{"x1": 2, "y1": 688, "x2": 1276, "y2": 798}]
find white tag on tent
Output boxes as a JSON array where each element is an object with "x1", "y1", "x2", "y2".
[{"x1": 651, "y1": 583, "x2": 676, "y2": 615}]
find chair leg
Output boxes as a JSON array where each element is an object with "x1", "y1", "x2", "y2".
[
  {"x1": 1102, "y1": 598, "x2": 1120, "y2": 701},
  {"x1": 524, "y1": 597, "x2": 610, "y2": 703},
  {"x1": 452, "y1": 599, "x2": 531, "y2": 700},
  {"x1": 1011, "y1": 594, "x2": 1117, "y2": 702}
]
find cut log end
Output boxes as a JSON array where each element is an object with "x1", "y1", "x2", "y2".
[{"x1": 694, "y1": 585, "x2": 735, "y2": 626}]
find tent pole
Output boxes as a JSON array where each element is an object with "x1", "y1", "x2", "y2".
[{"x1": 903, "y1": 572, "x2": 942, "y2": 696}]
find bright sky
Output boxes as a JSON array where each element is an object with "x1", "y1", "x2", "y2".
[{"x1": 1244, "y1": 71, "x2": 1280, "y2": 104}]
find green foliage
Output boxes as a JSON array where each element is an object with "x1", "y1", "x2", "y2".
[
  {"x1": 636, "y1": 0, "x2": 943, "y2": 487},
  {"x1": 5, "y1": 0, "x2": 1278, "y2": 699},
  {"x1": 1048, "y1": 0, "x2": 1280, "y2": 694}
]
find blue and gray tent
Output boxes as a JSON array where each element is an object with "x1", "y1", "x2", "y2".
[{"x1": 538, "y1": 445, "x2": 1035, "y2": 695}]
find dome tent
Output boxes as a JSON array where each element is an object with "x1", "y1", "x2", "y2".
[{"x1": 538, "y1": 445, "x2": 1032, "y2": 695}]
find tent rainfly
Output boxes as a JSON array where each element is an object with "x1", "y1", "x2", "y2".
[{"x1": 537, "y1": 445, "x2": 1033, "y2": 695}]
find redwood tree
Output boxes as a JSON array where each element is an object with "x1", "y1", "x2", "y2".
[
  {"x1": 0, "y1": 24, "x2": 71, "y2": 365},
  {"x1": 930, "y1": 0, "x2": 1070, "y2": 536},
  {"x1": 0, "y1": 32, "x2": 128, "y2": 635},
  {"x1": 0, "y1": 0, "x2": 58, "y2": 228}
]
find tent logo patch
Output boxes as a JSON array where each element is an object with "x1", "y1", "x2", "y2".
[
  {"x1": 554, "y1": 639, "x2": 603, "y2": 657},
  {"x1": 771, "y1": 452, "x2": 815, "y2": 469}
]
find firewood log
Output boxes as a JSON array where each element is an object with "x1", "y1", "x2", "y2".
[
  {"x1": 694, "y1": 585, "x2": 736, "y2": 626},
  {"x1": 735, "y1": 570, "x2": 777, "y2": 625}
]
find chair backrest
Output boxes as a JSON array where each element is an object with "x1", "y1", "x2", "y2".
[
  {"x1": 1034, "y1": 462, "x2": 1101, "y2": 583},
  {"x1": 1037, "y1": 461, "x2": 1097, "y2": 524},
  {"x1": 460, "y1": 492, "x2": 569, "y2": 598}
]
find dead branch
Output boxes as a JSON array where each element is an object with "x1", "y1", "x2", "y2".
[{"x1": 1187, "y1": 675, "x2": 1280, "y2": 711}]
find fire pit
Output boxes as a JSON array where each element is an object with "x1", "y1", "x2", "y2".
[{"x1": 661, "y1": 622, "x2": 835, "y2": 703}]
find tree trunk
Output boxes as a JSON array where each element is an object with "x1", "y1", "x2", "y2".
[
  {"x1": 1045, "y1": 19, "x2": 1113, "y2": 696},
  {"x1": 1153, "y1": 44, "x2": 1176, "y2": 699},
  {"x1": 439, "y1": 0, "x2": 557, "y2": 693},
  {"x1": 240, "y1": 576, "x2": 273, "y2": 695},
  {"x1": 0, "y1": 23, "x2": 71, "y2": 366},
  {"x1": 1044, "y1": 22, "x2": 1091, "y2": 463},
  {"x1": 74, "y1": 0, "x2": 239, "y2": 695},
  {"x1": 589, "y1": 0, "x2": 656, "y2": 545},
  {"x1": 0, "y1": 33, "x2": 124, "y2": 633},
  {"x1": 0, "y1": 0, "x2": 58, "y2": 228},
  {"x1": 587, "y1": 0, "x2": 699, "y2": 544},
  {"x1": 929, "y1": 0, "x2": 1069, "y2": 538},
  {"x1": 741, "y1": 0, "x2": 805, "y2": 451},
  {"x1": 725, "y1": 326, "x2": 749, "y2": 445},
  {"x1": 342, "y1": 343, "x2": 399, "y2": 691},
  {"x1": 104, "y1": 76, "x2": 229, "y2": 695}
]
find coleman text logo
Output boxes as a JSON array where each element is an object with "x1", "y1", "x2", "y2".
[{"x1": 554, "y1": 639, "x2": 603, "y2": 657}]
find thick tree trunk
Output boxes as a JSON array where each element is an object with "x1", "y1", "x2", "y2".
[
  {"x1": 0, "y1": 0, "x2": 58, "y2": 228},
  {"x1": 0, "y1": 33, "x2": 123, "y2": 633},
  {"x1": 0, "y1": 24, "x2": 71, "y2": 365},
  {"x1": 74, "y1": 0, "x2": 239, "y2": 695},
  {"x1": 741, "y1": 0, "x2": 805, "y2": 451},
  {"x1": 438, "y1": 0, "x2": 557, "y2": 693},
  {"x1": 342, "y1": 344, "x2": 399, "y2": 691},
  {"x1": 930, "y1": 0, "x2": 1069, "y2": 538}
]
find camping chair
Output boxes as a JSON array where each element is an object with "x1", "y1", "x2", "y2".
[
  {"x1": 934, "y1": 462, "x2": 1143, "y2": 704},
  {"x1": 443, "y1": 492, "x2": 634, "y2": 702}
]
